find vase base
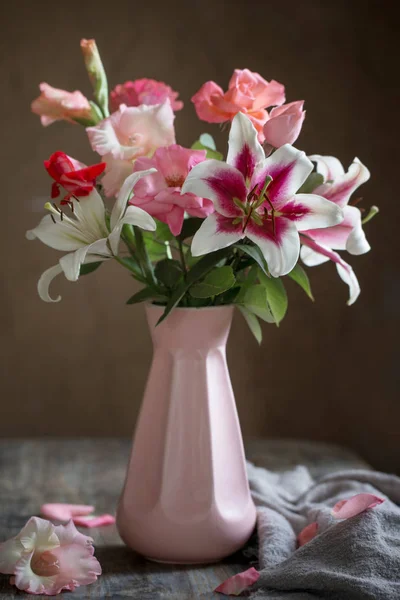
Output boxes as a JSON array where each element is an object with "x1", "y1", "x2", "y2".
[{"x1": 146, "y1": 556, "x2": 219, "y2": 566}]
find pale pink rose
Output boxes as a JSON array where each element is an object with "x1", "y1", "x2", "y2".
[
  {"x1": 131, "y1": 144, "x2": 214, "y2": 235},
  {"x1": 87, "y1": 101, "x2": 176, "y2": 196},
  {"x1": 263, "y1": 100, "x2": 306, "y2": 147},
  {"x1": 0, "y1": 517, "x2": 101, "y2": 595},
  {"x1": 31, "y1": 83, "x2": 92, "y2": 127},
  {"x1": 111, "y1": 79, "x2": 183, "y2": 112},
  {"x1": 192, "y1": 68, "x2": 285, "y2": 136}
]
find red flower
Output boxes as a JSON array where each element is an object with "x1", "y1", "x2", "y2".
[{"x1": 44, "y1": 151, "x2": 106, "y2": 204}]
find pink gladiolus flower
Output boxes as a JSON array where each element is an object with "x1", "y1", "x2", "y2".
[
  {"x1": 263, "y1": 101, "x2": 306, "y2": 148},
  {"x1": 44, "y1": 151, "x2": 106, "y2": 204},
  {"x1": 215, "y1": 567, "x2": 260, "y2": 596},
  {"x1": 110, "y1": 79, "x2": 183, "y2": 112},
  {"x1": 332, "y1": 493, "x2": 385, "y2": 519},
  {"x1": 300, "y1": 155, "x2": 371, "y2": 304},
  {"x1": 192, "y1": 69, "x2": 285, "y2": 137},
  {"x1": 31, "y1": 83, "x2": 93, "y2": 127},
  {"x1": 0, "y1": 517, "x2": 101, "y2": 596},
  {"x1": 131, "y1": 144, "x2": 214, "y2": 235},
  {"x1": 182, "y1": 113, "x2": 343, "y2": 277},
  {"x1": 87, "y1": 101, "x2": 176, "y2": 197},
  {"x1": 297, "y1": 521, "x2": 319, "y2": 547}
]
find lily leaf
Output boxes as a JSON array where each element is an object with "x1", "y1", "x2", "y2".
[
  {"x1": 238, "y1": 306, "x2": 262, "y2": 344},
  {"x1": 79, "y1": 261, "x2": 103, "y2": 276},
  {"x1": 178, "y1": 218, "x2": 204, "y2": 241},
  {"x1": 297, "y1": 172, "x2": 324, "y2": 194},
  {"x1": 157, "y1": 247, "x2": 232, "y2": 324},
  {"x1": 154, "y1": 219, "x2": 175, "y2": 242},
  {"x1": 234, "y1": 243, "x2": 270, "y2": 276},
  {"x1": 239, "y1": 285, "x2": 275, "y2": 323},
  {"x1": 126, "y1": 287, "x2": 168, "y2": 305},
  {"x1": 155, "y1": 259, "x2": 183, "y2": 288},
  {"x1": 191, "y1": 135, "x2": 223, "y2": 160},
  {"x1": 288, "y1": 264, "x2": 314, "y2": 300},
  {"x1": 259, "y1": 270, "x2": 288, "y2": 326},
  {"x1": 190, "y1": 266, "x2": 236, "y2": 298}
]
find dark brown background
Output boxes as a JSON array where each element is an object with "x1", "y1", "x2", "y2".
[{"x1": 0, "y1": 1, "x2": 398, "y2": 471}]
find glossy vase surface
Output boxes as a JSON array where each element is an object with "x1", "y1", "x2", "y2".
[{"x1": 116, "y1": 304, "x2": 256, "y2": 564}]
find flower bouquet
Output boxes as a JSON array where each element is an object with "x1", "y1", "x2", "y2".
[{"x1": 27, "y1": 39, "x2": 378, "y2": 564}]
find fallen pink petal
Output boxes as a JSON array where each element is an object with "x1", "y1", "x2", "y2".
[
  {"x1": 332, "y1": 493, "x2": 385, "y2": 519},
  {"x1": 297, "y1": 521, "x2": 319, "y2": 547},
  {"x1": 41, "y1": 503, "x2": 94, "y2": 522},
  {"x1": 72, "y1": 514, "x2": 116, "y2": 528},
  {"x1": 215, "y1": 567, "x2": 260, "y2": 596}
]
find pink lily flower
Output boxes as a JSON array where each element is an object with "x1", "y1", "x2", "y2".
[
  {"x1": 130, "y1": 144, "x2": 214, "y2": 235},
  {"x1": 300, "y1": 154, "x2": 371, "y2": 304},
  {"x1": 192, "y1": 69, "x2": 285, "y2": 138},
  {"x1": 0, "y1": 517, "x2": 101, "y2": 595},
  {"x1": 182, "y1": 113, "x2": 343, "y2": 277}
]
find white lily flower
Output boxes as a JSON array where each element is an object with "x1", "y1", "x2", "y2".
[{"x1": 26, "y1": 170, "x2": 157, "y2": 302}]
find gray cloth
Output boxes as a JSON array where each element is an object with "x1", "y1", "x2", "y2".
[{"x1": 245, "y1": 444, "x2": 400, "y2": 600}]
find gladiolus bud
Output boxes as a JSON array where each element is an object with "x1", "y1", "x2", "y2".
[{"x1": 81, "y1": 38, "x2": 109, "y2": 118}]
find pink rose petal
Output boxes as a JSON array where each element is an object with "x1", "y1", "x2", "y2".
[
  {"x1": 297, "y1": 521, "x2": 319, "y2": 547},
  {"x1": 215, "y1": 567, "x2": 260, "y2": 596},
  {"x1": 41, "y1": 503, "x2": 94, "y2": 522},
  {"x1": 332, "y1": 493, "x2": 385, "y2": 519},
  {"x1": 72, "y1": 514, "x2": 116, "y2": 528}
]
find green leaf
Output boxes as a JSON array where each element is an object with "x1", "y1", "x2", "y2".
[
  {"x1": 155, "y1": 259, "x2": 183, "y2": 288},
  {"x1": 126, "y1": 287, "x2": 168, "y2": 305},
  {"x1": 157, "y1": 247, "x2": 232, "y2": 324},
  {"x1": 118, "y1": 256, "x2": 145, "y2": 279},
  {"x1": 288, "y1": 264, "x2": 314, "y2": 300},
  {"x1": 79, "y1": 261, "x2": 103, "y2": 276},
  {"x1": 142, "y1": 232, "x2": 168, "y2": 262},
  {"x1": 259, "y1": 271, "x2": 288, "y2": 326},
  {"x1": 199, "y1": 133, "x2": 216, "y2": 149},
  {"x1": 191, "y1": 136, "x2": 223, "y2": 160},
  {"x1": 154, "y1": 219, "x2": 174, "y2": 242},
  {"x1": 297, "y1": 172, "x2": 324, "y2": 194},
  {"x1": 239, "y1": 285, "x2": 275, "y2": 323},
  {"x1": 189, "y1": 266, "x2": 235, "y2": 298},
  {"x1": 238, "y1": 306, "x2": 262, "y2": 344},
  {"x1": 178, "y1": 218, "x2": 204, "y2": 241},
  {"x1": 234, "y1": 243, "x2": 270, "y2": 277}
]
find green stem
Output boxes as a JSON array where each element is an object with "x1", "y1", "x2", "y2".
[
  {"x1": 178, "y1": 238, "x2": 187, "y2": 276},
  {"x1": 134, "y1": 226, "x2": 157, "y2": 286}
]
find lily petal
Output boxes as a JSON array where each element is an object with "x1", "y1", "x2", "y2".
[
  {"x1": 108, "y1": 204, "x2": 156, "y2": 256},
  {"x1": 215, "y1": 567, "x2": 260, "y2": 596},
  {"x1": 285, "y1": 193, "x2": 343, "y2": 231},
  {"x1": 191, "y1": 213, "x2": 243, "y2": 256},
  {"x1": 26, "y1": 214, "x2": 89, "y2": 251},
  {"x1": 41, "y1": 504, "x2": 94, "y2": 523},
  {"x1": 313, "y1": 157, "x2": 370, "y2": 208},
  {"x1": 72, "y1": 190, "x2": 107, "y2": 239},
  {"x1": 59, "y1": 239, "x2": 111, "y2": 282},
  {"x1": 332, "y1": 493, "x2": 385, "y2": 519},
  {"x1": 304, "y1": 205, "x2": 370, "y2": 254},
  {"x1": 252, "y1": 144, "x2": 313, "y2": 209},
  {"x1": 38, "y1": 264, "x2": 64, "y2": 303},
  {"x1": 301, "y1": 237, "x2": 360, "y2": 305},
  {"x1": 297, "y1": 522, "x2": 319, "y2": 547},
  {"x1": 110, "y1": 169, "x2": 157, "y2": 231},
  {"x1": 246, "y1": 217, "x2": 300, "y2": 277},
  {"x1": 227, "y1": 112, "x2": 264, "y2": 181},
  {"x1": 182, "y1": 159, "x2": 246, "y2": 217},
  {"x1": 309, "y1": 155, "x2": 345, "y2": 181}
]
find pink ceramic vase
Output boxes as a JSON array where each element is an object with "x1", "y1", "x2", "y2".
[{"x1": 116, "y1": 304, "x2": 256, "y2": 564}]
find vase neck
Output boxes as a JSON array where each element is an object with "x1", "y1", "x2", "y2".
[{"x1": 145, "y1": 305, "x2": 234, "y2": 350}]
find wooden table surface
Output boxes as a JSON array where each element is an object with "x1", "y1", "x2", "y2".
[{"x1": 0, "y1": 439, "x2": 252, "y2": 599}]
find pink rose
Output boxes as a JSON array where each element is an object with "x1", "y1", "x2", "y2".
[
  {"x1": 192, "y1": 69, "x2": 285, "y2": 136},
  {"x1": 110, "y1": 79, "x2": 183, "y2": 112},
  {"x1": 31, "y1": 83, "x2": 92, "y2": 127},
  {"x1": 130, "y1": 144, "x2": 214, "y2": 235},
  {"x1": 263, "y1": 100, "x2": 306, "y2": 147}
]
